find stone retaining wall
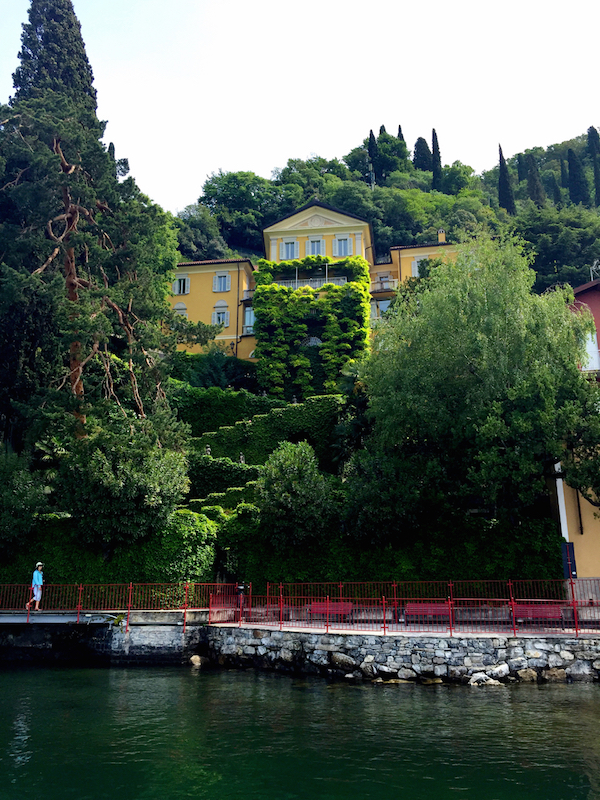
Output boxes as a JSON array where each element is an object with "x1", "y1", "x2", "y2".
[{"x1": 206, "y1": 627, "x2": 600, "y2": 684}]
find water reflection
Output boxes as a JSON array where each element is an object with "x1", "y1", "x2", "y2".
[{"x1": 0, "y1": 667, "x2": 598, "y2": 800}]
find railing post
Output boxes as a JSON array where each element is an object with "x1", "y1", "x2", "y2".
[
  {"x1": 569, "y1": 575, "x2": 579, "y2": 637},
  {"x1": 125, "y1": 582, "x2": 133, "y2": 633},
  {"x1": 393, "y1": 582, "x2": 398, "y2": 626},
  {"x1": 508, "y1": 580, "x2": 517, "y2": 637},
  {"x1": 76, "y1": 584, "x2": 83, "y2": 624},
  {"x1": 326, "y1": 595, "x2": 330, "y2": 633},
  {"x1": 183, "y1": 582, "x2": 189, "y2": 634},
  {"x1": 279, "y1": 583, "x2": 283, "y2": 631},
  {"x1": 209, "y1": 592, "x2": 213, "y2": 625},
  {"x1": 249, "y1": 583, "x2": 252, "y2": 621},
  {"x1": 448, "y1": 582, "x2": 454, "y2": 637},
  {"x1": 382, "y1": 596, "x2": 387, "y2": 635}
]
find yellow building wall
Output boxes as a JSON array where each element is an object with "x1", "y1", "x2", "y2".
[
  {"x1": 564, "y1": 484, "x2": 600, "y2": 577},
  {"x1": 390, "y1": 243, "x2": 458, "y2": 283},
  {"x1": 169, "y1": 260, "x2": 256, "y2": 358}
]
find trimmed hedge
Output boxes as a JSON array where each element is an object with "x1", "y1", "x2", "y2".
[
  {"x1": 169, "y1": 384, "x2": 285, "y2": 436},
  {"x1": 189, "y1": 394, "x2": 343, "y2": 470},
  {"x1": 0, "y1": 510, "x2": 217, "y2": 584},
  {"x1": 187, "y1": 453, "x2": 260, "y2": 499},
  {"x1": 188, "y1": 481, "x2": 258, "y2": 511}
]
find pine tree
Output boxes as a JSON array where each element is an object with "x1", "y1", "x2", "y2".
[
  {"x1": 12, "y1": 0, "x2": 96, "y2": 108},
  {"x1": 526, "y1": 154, "x2": 546, "y2": 207},
  {"x1": 413, "y1": 137, "x2": 432, "y2": 171},
  {"x1": 587, "y1": 126, "x2": 600, "y2": 158},
  {"x1": 431, "y1": 129, "x2": 442, "y2": 191},
  {"x1": 568, "y1": 148, "x2": 591, "y2": 206},
  {"x1": 397, "y1": 125, "x2": 405, "y2": 143},
  {"x1": 517, "y1": 154, "x2": 527, "y2": 183},
  {"x1": 498, "y1": 145, "x2": 516, "y2": 214}
]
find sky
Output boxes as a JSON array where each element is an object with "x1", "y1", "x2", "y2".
[{"x1": 0, "y1": 0, "x2": 598, "y2": 214}]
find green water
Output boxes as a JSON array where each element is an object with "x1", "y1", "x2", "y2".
[{"x1": 0, "y1": 666, "x2": 598, "y2": 800}]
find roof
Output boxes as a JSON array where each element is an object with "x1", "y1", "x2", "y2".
[
  {"x1": 176, "y1": 258, "x2": 254, "y2": 268},
  {"x1": 573, "y1": 278, "x2": 600, "y2": 295},
  {"x1": 390, "y1": 241, "x2": 454, "y2": 251},
  {"x1": 264, "y1": 198, "x2": 370, "y2": 230}
]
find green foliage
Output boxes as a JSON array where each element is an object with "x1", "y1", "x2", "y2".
[
  {"x1": 498, "y1": 145, "x2": 516, "y2": 215},
  {"x1": 190, "y1": 481, "x2": 257, "y2": 510},
  {"x1": 13, "y1": 0, "x2": 97, "y2": 108},
  {"x1": 169, "y1": 384, "x2": 283, "y2": 436},
  {"x1": 56, "y1": 409, "x2": 189, "y2": 548},
  {"x1": 175, "y1": 204, "x2": 230, "y2": 261},
  {"x1": 431, "y1": 129, "x2": 442, "y2": 191},
  {"x1": 187, "y1": 454, "x2": 259, "y2": 499},
  {"x1": 0, "y1": 449, "x2": 47, "y2": 547},
  {"x1": 191, "y1": 395, "x2": 343, "y2": 471},
  {"x1": 526, "y1": 154, "x2": 546, "y2": 207},
  {"x1": 168, "y1": 347, "x2": 259, "y2": 392},
  {"x1": 251, "y1": 255, "x2": 371, "y2": 398},
  {"x1": 568, "y1": 148, "x2": 591, "y2": 206},
  {"x1": 413, "y1": 137, "x2": 433, "y2": 171},
  {"x1": 0, "y1": 509, "x2": 216, "y2": 584},
  {"x1": 356, "y1": 234, "x2": 594, "y2": 570}
]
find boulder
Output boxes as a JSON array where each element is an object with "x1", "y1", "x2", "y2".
[
  {"x1": 517, "y1": 668, "x2": 538, "y2": 682},
  {"x1": 332, "y1": 652, "x2": 357, "y2": 671},
  {"x1": 542, "y1": 668, "x2": 567, "y2": 683}
]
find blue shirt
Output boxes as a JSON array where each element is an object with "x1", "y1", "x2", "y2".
[{"x1": 32, "y1": 569, "x2": 43, "y2": 588}]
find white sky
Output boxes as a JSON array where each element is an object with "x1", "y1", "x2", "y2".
[{"x1": 0, "y1": 0, "x2": 598, "y2": 214}]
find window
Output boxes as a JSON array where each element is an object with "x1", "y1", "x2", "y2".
[
  {"x1": 243, "y1": 307, "x2": 255, "y2": 334},
  {"x1": 212, "y1": 272, "x2": 231, "y2": 292},
  {"x1": 212, "y1": 300, "x2": 230, "y2": 327},
  {"x1": 333, "y1": 235, "x2": 353, "y2": 257},
  {"x1": 306, "y1": 238, "x2": 324, "y2": 256},
  {"x1": 172, "y1": 276, "x2": 190, "y2": 295},
  {"x1": 173, "y1": 302, "x2": 188, "y2": 318},
  {"x1": 279, "y1": 239, "x2": 299, "y2": 260},
  {"x1": 411, "y1": 257, "x2": 427, "y2": 278},
  {"x1": 584, "y1": 331, "x2": 600, "y2": 370}
]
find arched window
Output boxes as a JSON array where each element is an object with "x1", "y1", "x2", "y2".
[
  {"x1": 212, "y1": 300, "x2": 229, "y2": 327},
  {"x1": 173, "y1": 302, "x2": 188, "y2": 318}
]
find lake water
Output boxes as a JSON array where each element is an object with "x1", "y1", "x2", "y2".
[{"x1": 0, "y1": 666, "x2": 599, "y2": 800}]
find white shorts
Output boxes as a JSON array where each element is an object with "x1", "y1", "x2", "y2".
[{"x1": 32, "y1": 586, "x2": 42, "y2": 602}]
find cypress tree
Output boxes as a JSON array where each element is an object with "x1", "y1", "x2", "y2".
[
  {"x1": 498, "y1": 145, "x2": 516, "y2": 215},
  {"x1": 587, "y1": 126, "x2": 600, "y2": 158},
  {"x1": 568, "y1": 148, "x2": 591, "y2": 206},
  {"x1": 397, "y1": 125, "x2": 405, "y2": 143},
  {"x1": 431, "y1": 128, "x2": 442, "y2": 191},
  {"x1": 12, "y1": 0, "x2": 96, "y2": 108},
  {"x1": 413, "y1": 137, "x2": 432, "y2": 171},
  {"x1": 593, "y1": 153, "x2": 600, "y2": 207},
  {"x1": 560, "y1": 159, "x2": 569, "y2": 189},
  {"x1": 547, "y1": 172, "x2": 562, "y2": 206},
  {"x1": 379, "y1": 124, "x2": 387, "y2": 135},
  {"x1": 368, "y1": 129, "x2": 379, "y2": 184},
  {"x1": 517, "y1": 154, "x2": 527, "y2": 183},
  {"x1": 526, "y1": 153, "x2": 546, "y2": 207}
]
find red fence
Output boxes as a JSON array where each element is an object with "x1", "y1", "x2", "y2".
[{"x1": 2, "y1": 579, "x2": 600, "y2": 636}]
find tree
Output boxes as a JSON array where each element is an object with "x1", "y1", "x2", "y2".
[
  {"x1": 560, "y1": 159, "x2": 569, "y2": 189},
  {"x1": 13, "y1": 0, "x2": 96, "y2": 108},
  {"x1": 593, "y1": 153, "x2": 600, "y2": 208},
  {"x1": 517, "y1": 153, "x2": 528, "y2": 183},
  {"x1": 526, "y1": 153, "x2": 546, "y2": 206},
  {"x1": 256, "y1": 441, "x2": 338, "y2": 550},
  {"x1": 357, "y1": 235, "x2": 595, "y2": 574},
  {"x1": 413, "y1": 137, "x2": 433, "y2": 171},
  {"x1": 498, "y1": 145, "x2": 516, "y2": 214},
  {"x1": 397, "y1": 125, "x2": 405, "y2": 143},
  {"x1": 587, "y1": 126, "x2": 600, "y2": 158},
  {"x1": 175, "y1": 204, "x2": 229, "y2": 261},
  {"x1": 568, "y1": 148, "x2": 591, "y2": 206},
  {"x1": 431, "y1": 129, "x2": 442, "y2": 191}
]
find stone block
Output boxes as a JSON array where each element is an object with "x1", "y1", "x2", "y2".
[
  {"x1": 542, "y1": 668, "x2": 567, "y2": 683},
  {"x1": 490, "y1": 663, "x2": 510, "y2": 679},
  {"x1": 331, "y1": 652, "x2": 357, "y2": 671},
  {"x1": 566, "y1": 660, "x2": 594, "y2": 681},
  {"x1": 517, "y1": 668, "x2": 538, "y2": 682}
]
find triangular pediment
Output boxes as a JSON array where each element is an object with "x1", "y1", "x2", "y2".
[
  {"x1": 286, "y1": 213, "x2": 341, "y2": 229},
  {"x1": 265, "y1": 203, "x2": 368, "y2": 235}
]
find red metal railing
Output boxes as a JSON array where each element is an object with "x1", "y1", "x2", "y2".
[{"x1": 2, "y1": 579, "x2": 600, "y2": 636}]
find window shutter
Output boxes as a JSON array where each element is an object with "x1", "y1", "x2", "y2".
[
  {"x1": 279, "y1": 242, "x2": 285, "y2": 260},
  {"x1": 172, "y1": 280, "x2": 178, "y2": 294},
  {"x1": 294, "y1": 241, "x2": 299, "y2": 259},
  {"x1": 224, "y1": 311, "x2": 230, "y2": 327},
  {"x1": 212, "y1": 275, "x2": 218, "y2": 291},
  {"x1": 184, "y1": 277, "x2": 191, "y2": 294},
  {"x1": 226, "y1": 274, "x2": 231, "y2": 291},
  {"x1": 305, "y1": 239, "x2": 310, "y2": 256},
  {"x1": 347, "y1": 237, "x2": 353, "y2": 256},
  {"x1": 332, "y1": 238, "x2": 338, "y2": 257},
  {"x1": 211, "y1": 312, "x2": 217, "y2": 324}
]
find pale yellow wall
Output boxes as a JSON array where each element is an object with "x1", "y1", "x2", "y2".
[
  {"x1": 169, "y1": 260, "x2": 256, "y2": 357},
  {"x1": 390, "y1": 243, "x2": 458, "y2": 283},
  {"x1": 564, "y1": 484, "x2": 600, "y2": 577}
]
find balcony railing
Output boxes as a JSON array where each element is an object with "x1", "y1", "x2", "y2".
[
  {"x1": 242, "y1": 325, "x2": 254, "y2": 335},
  {"x1": 274, "y1": 277, "x2": 348, "y2": 290},
  {"x1": 242, "y1": 289, "x2": 255, "y2": 300},
  {"x1": 370, "y1": 278, "x2": 398, "y2": 293}
]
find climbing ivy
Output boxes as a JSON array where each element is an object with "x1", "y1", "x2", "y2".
[{"x1": 252, "y1": 255, "x2": 371, "y2": 399}]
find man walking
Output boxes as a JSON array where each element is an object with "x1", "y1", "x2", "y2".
[{"x1": 26, "y1": 562, "x2": 44, "y2": 611}]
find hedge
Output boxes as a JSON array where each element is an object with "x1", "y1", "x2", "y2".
[
  {"x1": 188, "y1": 481, "x2": 258, "y2": 511},
  {"x1": 187, "y1": 454, "x2": 260, "y2": 499},
  {"x1": 169, "y1": 384, "x2": 285, "y2": 436},
  {"x1": 189, "y1": 394, "x2": 343, "y2": 470},
  {"x1": 0, "y1": 510, "x2": 217, "y2": 584}
]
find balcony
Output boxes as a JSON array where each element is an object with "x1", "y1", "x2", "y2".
[
  {"x1": 273, "y1": 277, "x2": 348, "y2": 290},
  {"x1": 242, "y1": 289, "x2": 255, "y2": 300},
  {"x1": 242, "y1": 325, "x2": 254, "y2": 335},
  {"x1": 370, "y1": 278, "x2": 398, "y2": 293}
]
